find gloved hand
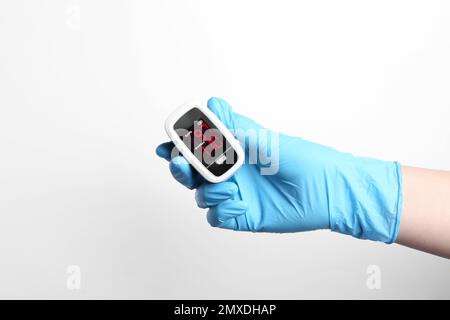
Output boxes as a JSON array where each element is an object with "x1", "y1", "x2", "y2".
[{"x1": 156, "y1": 97, "x2": 403, "y2": 243}]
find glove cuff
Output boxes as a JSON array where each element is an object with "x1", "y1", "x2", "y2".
[{"x1": 329, "y1": 158, "x2": 403, "y2": 243}]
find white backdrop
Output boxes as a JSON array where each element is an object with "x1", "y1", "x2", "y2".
[{"x1": 0, "y1": 0, "x2": 449, "y2": 299}]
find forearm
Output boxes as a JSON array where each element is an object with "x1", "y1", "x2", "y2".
[{"x1": 396, "y1": 166, "x2": 450, "y2": 258}]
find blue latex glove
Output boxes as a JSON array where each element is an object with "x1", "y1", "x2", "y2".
[{"x1": 156, "y1": 97, "x2": 403, "y2": 243}]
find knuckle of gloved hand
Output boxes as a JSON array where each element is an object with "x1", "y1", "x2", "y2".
[
  {"x1": 206, "y1": 210, "x2": 221, "y2": 228},
  {"x1": 194, "y1": 188, "x2": 206, "y2": 208}
]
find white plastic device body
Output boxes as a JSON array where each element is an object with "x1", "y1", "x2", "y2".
[{"x1": 165, "y1": 102, "x2": 244, "y2": 183}]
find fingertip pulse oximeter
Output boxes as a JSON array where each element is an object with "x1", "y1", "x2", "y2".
[{"x1": 165, "y1": 102, "x2": 244, "y2": 183}]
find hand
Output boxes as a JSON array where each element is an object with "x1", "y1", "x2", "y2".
[{"x1": 156, "y1": 97, "x2": 403, "y2": 243}]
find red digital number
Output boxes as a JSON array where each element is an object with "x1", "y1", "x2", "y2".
[{"x1": 194, "y1": 120, "x2": 223, "y2": 156}]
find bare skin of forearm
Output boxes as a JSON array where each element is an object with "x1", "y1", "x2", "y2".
[{"x1": 396, "y1": 166, "x2": 450, "y2": 259}]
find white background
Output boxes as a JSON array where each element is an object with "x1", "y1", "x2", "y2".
[{"x1": 0, "y1": 0, "x2": 449, "y2": 298}]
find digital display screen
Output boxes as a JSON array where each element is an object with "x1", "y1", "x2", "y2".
[{"x1": 173, "y1": 108, "x2": 238, "y2": 177}]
